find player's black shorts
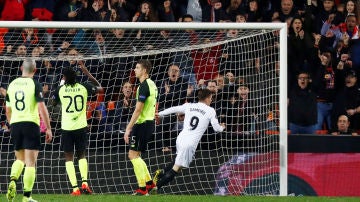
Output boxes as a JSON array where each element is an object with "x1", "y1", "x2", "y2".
[
  {"x1": 130, "y1": 120, "x2": 155, "y2": 152},
  {"x1": 61, "y1": 127, "x2": 88, "y2": 153},
  {"x1": 11, "y1": 122, "x2": 41, "y2": 150}
]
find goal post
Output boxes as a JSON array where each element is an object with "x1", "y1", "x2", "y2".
[{"x1": 0, "y1": 21, "x2": 287, "y2": 196}]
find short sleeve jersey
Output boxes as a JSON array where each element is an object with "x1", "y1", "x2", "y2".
[
  {"x1": 54, "y1": 82, "x2": 96, "y2": 130},
  {"x1": 136, "y1": 78, "x2": 158, "y2": 124},
  {"x1": 6, "y1": 77, "x2": 44, "y2": 125}
]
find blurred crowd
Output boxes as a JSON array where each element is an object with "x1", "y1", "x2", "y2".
[{"x1": 0, "y1": 0, "x2": 359, "y2": 138}]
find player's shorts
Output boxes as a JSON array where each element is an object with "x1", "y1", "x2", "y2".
[
  {"x1": 175, "y1": 140, "x2": 197, "y2": 168},
  {"x1": 61, "y1": 127, "x2": 88, "y2": 153},
  {"x1": 11, "y1": 122, "x2": 41, "y2": 150},
  {"x1": 130, "y1": 120, "x2": 155, "y2": 152}
]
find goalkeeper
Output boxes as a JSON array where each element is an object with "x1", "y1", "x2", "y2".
[
  {"x1": 152, "y1": 88, "x2": 225, "y2": 193},
  {"x1": 52, "y1": 62, "x2": 103, "y2": 195}
]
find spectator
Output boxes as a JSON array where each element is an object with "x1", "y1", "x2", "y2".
[
  {"x1": 21, "y1": 28, "x2": 41, "y2": 48},
  {"x1": 235, "y1": 12, "x2": 246, "y2": 23},
  {"x1": 88, "y1": 102, "x2": 107, "y2": 133},
  {"x1": 214, "y1": 73, "x2": 230, "y2": 101},
  {"x1": 271, "y1": 0, "x2": 298, "y2": 22},
  {"x1": 112, "y1": 81, "x2": 136, "y2": 132},
  {"x1": 321, "y1": 12, "x2": 359, "y2": 48},
  {"x1": 54, "y1": 0, "x2": 83, "y2": 21},
  {"x1": 132, "y1": 1, "x2": 159, "y2": 41},
  {"x1": 287, "y1": 15, "x2": 314, "y2": 84},
  {"x1": 158, "y1": 0, "x2": 175, "y2": 22},
  {"x1": 288, "y1": 72, "x2": 317, "y2": 134},
  {"x1": 313, "y1": 0, "x2": 336, "y2": 34},
  {"x1": 312, "y1": 51, "x2": 337, "y2": 131},
  {"x1": 88, "y1": 30, "x2": 108, "y2": 57},
  {"x1": 171, "y1": 14, "x2": 196, "y2": 87},
  {"x1": 2, "y1": 44, "x2": 27, "y2": 82},
  {"x1": 187, "y1": 0, "x2": 203, "y2": 21},
  {"x1": 225, "y1": 83, "x2": 257, "y2": 135},
  {"x1": 332, "y1": 69, "x2": 360, "y2": 130},
  {"x1": 330, "y1": 114, "x2": 358, "y2": 136},
  {"x1": 27, "y1": 0, "x2": 56, "y2": 21},
  {"x1": 108, "y1": 0, "x2": 130, "y2": 22},
  {"x1": 158, "y1": 64, "x2": 188, "y2": 110},
  {"x1": 191, "y1": 35, "x2": 223, "y2": 82},
  {"x1": 335, "y1": 0, "x2": 358, "y2": 25},
  {"x1": 0, "y1": 0, "x2": 29, "y2": 21},
  {"x1": 206, "y1": 80, "x2": 220, "y2": 109},
  {"x1": 247, "y1": 0, "x2": 262, "y2": 22},
  {"x1": 224, "y1": 0, "x2": 246, "y2": 22}
]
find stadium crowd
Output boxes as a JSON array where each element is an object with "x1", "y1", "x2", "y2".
[{"x1": 0, "y1": 0, "x2": 359, "y2": 138}]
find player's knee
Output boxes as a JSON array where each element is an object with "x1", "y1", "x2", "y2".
[{"x1": 128, "y1": 150, "x2": 140, "y2": 160}]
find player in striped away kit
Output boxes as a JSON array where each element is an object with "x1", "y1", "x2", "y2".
[
  {"x1": 152, "y1": 88, "x2": 225, "y2": 193},
  {"x1": 52, "y1": 64, "x2": 103, "y2": 196}
]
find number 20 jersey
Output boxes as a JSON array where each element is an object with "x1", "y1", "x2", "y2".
[{"x1": 54, "y1": 82, "x2": 96, "y2": 130}]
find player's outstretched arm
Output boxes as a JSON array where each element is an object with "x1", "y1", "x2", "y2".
[{"x1": 158, "y1": 105, "x2": 185, "y2": 118}]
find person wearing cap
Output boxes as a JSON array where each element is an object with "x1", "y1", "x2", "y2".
[{"x1": 332, "y1": 69, "x2": 360, "y2": 130}]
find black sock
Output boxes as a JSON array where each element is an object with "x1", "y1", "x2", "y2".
[
  {"x1": 23, "y1": 191, "x2": 31, "y2": 198},
  {"x1": 164, "y1": 160, "x2": 176, "y2": 173},
  {"x1": 157, "y1": 169, "x2": 178, "y2": 189}
]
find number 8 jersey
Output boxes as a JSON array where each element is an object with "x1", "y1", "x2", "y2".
[
  {"x1": 6, "y1": 77, "x2": 44, "y2": 125},
  {"x1": 53, "y1": 82, "x2": 96, "y2": 130}
]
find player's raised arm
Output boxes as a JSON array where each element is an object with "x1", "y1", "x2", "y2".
[{"x1": 78, "y1": 60, "x2": 103, "y2": 93}]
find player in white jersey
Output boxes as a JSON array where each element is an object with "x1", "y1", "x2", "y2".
[{"x1": 151, "y1": 88, "x2": 225, "y2": 193}]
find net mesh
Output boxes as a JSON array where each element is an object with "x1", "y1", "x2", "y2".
[{"x1": 0, "y1": 26, "x2": 281, "y2": 195}]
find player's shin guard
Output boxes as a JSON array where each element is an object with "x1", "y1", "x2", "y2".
[
  {"x1": 65, "y1": 161, "x2": 78, "y2": 189},
  {"x1": 23, "y1": 167, "x2": 36, "y2": 197},
  {"x1": 156, "y1": 169, "x2": 178, "y2": 189},
  {"x1": 131, "y1": 158, "x2": 146, "y2": 187},
  {"x1": 10, "y1": 160, "x2": 25, "y2": 181},
  {"x1": 139, "y1": 158, "x2": 152, "y2": 183},
  {"x1": 78, "y1": 158, "x2": 88, "y2": 183}
]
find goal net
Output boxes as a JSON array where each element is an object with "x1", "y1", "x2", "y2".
[{"x1": 0, "y1": 21, "x2": 287, "y2": 196}]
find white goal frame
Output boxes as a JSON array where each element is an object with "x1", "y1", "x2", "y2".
[{"x1": 0, "y1": 21, "x2": 288, "y2": 196}]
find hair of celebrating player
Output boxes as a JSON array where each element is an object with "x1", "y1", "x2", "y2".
[
  {"x1": 21, "y1": 58, "x2": 36, "y2": 74},
  {"x1": 198, "y1": 88, "x2": 212, "y2": 101},
  {"x1": 63, "y1": 67, "x2": 77, "y2": 87},
  {"x1": 137, "y1": 59, "x2": 152, "y2": 74}
]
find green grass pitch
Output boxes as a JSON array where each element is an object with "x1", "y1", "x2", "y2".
[{"x1": 3, "y1": 194, "x2": 360, "y2": 202}]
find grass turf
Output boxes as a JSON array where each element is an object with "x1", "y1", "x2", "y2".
[{"x1": 3, "y1": 194, "x2": 360, "y2": 202}]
